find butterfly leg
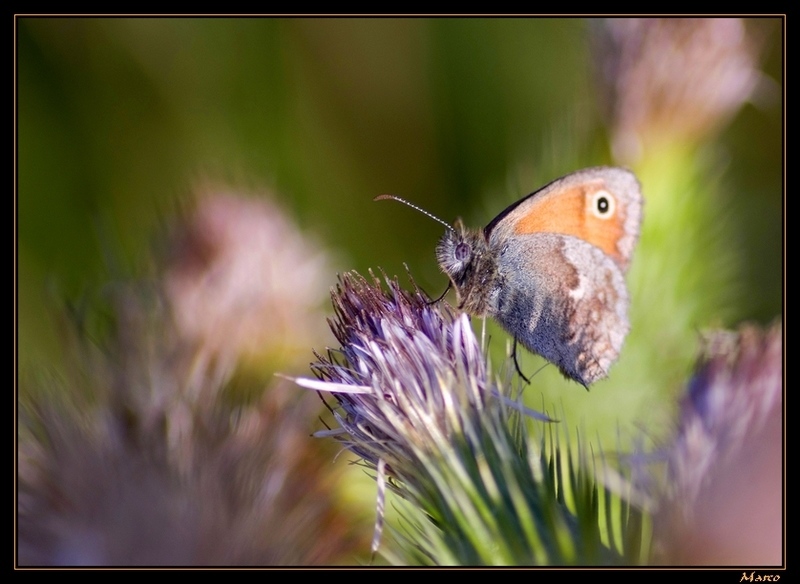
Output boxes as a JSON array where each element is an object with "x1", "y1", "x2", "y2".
[
  {"x1": 512, "y1": 337, "x2": 531, "y2": 384},
  {"x1": 427, "y1": 282, "x2": 452, "y2": 305}
]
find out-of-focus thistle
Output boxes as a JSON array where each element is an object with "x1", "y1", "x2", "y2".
[
  {"x1": 164, "y1": 191, "x2": 331, "y2": 374},
  {"x1": 649, "y1": 321, "x2": 782, "y2": 565},
  {"x1": 18, "y1": 191, "x2": 363, "y2": 566},
  {"x1": 592, "y1": 18, "x2": 767, "y2": 165},
  {"x1": 291, "y1": 271, "x2": 648, "y2": 565}
]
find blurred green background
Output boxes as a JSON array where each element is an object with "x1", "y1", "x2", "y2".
[{"x1": 18, "y1": 18, "x2": 782, "y2": 451}]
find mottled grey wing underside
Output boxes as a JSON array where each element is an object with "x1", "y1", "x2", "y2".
[{"x1": 489, "y1": 232, "x2": 629, "y2": 385}]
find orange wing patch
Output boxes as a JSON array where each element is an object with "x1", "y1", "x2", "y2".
[{"x1": 513, "y1": 183, "x2": 626, "y2": 265}]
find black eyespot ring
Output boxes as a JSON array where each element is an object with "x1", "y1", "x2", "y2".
[{"x1": 590, "y1": 189, "x2": 615, "y2": 219}]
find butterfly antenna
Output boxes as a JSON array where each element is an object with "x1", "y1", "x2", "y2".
[{"x1": 374, "y1": 194, "x2": 454, "y2": 232}]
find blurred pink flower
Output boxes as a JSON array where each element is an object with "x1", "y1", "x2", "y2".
[
  {"x1": 593, "y1": 18, "x2": 768, "y2": 163},
  {"x1": 164, "y1": 191, "x2": 332, "y2": 371}
]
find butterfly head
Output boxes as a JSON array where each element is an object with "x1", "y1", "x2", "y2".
[{"x1": 436, "y1": 219, "x2": 498, "y2": 316}]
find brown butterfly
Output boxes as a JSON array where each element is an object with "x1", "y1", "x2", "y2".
[{"x1": 378, "y1": 166, "x2": 643, "y2": 386}]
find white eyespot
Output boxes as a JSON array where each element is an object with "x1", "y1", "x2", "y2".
[
  {"x1": 569, "y1": 274, "x2": 586, "y2": 301},
  {"x1": 590, "y1": 189, "x2": 615, "y2": 220}
]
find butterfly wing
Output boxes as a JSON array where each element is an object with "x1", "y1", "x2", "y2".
[
  {"x1": 485, "y1": 167, "x2": 642, "y2": 384},
  {"x1": 490, "y1": 232, "x2": 629, "y2": 385},
  {"x1": 486, "y1": 166, "x2": 642, "y2": 273}
]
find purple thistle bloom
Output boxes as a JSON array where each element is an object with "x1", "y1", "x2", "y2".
[{"x1": 294, "y1": 270, "x2": 493, "y2": 474}]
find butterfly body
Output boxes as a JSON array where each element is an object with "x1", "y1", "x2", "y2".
[{"x1": 435, "y1": 167, "x2": 642, "y2": 386}]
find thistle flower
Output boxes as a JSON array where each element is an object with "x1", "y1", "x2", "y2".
[
  {"x1": 292, "y1": 271, "x2": 647, "y2": 565},
  {"x1": 651, "y1": 321, "x2": 782, "y2": 565},
  {"x1": 592, "y1": 18, "x2": 766, "y2": 164},
  {"x1": 18, "y1": 191, "x2": 362, "y2": 566},
  {"x1": 297, "y1": 270, "x2": 492, "y2": 470},
  {"x1": 19, "y1": 376, "x2": 360, "y2": 566},
  {"x1": 163, "y1": 190, "x2": 332, "y2": 372}
]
